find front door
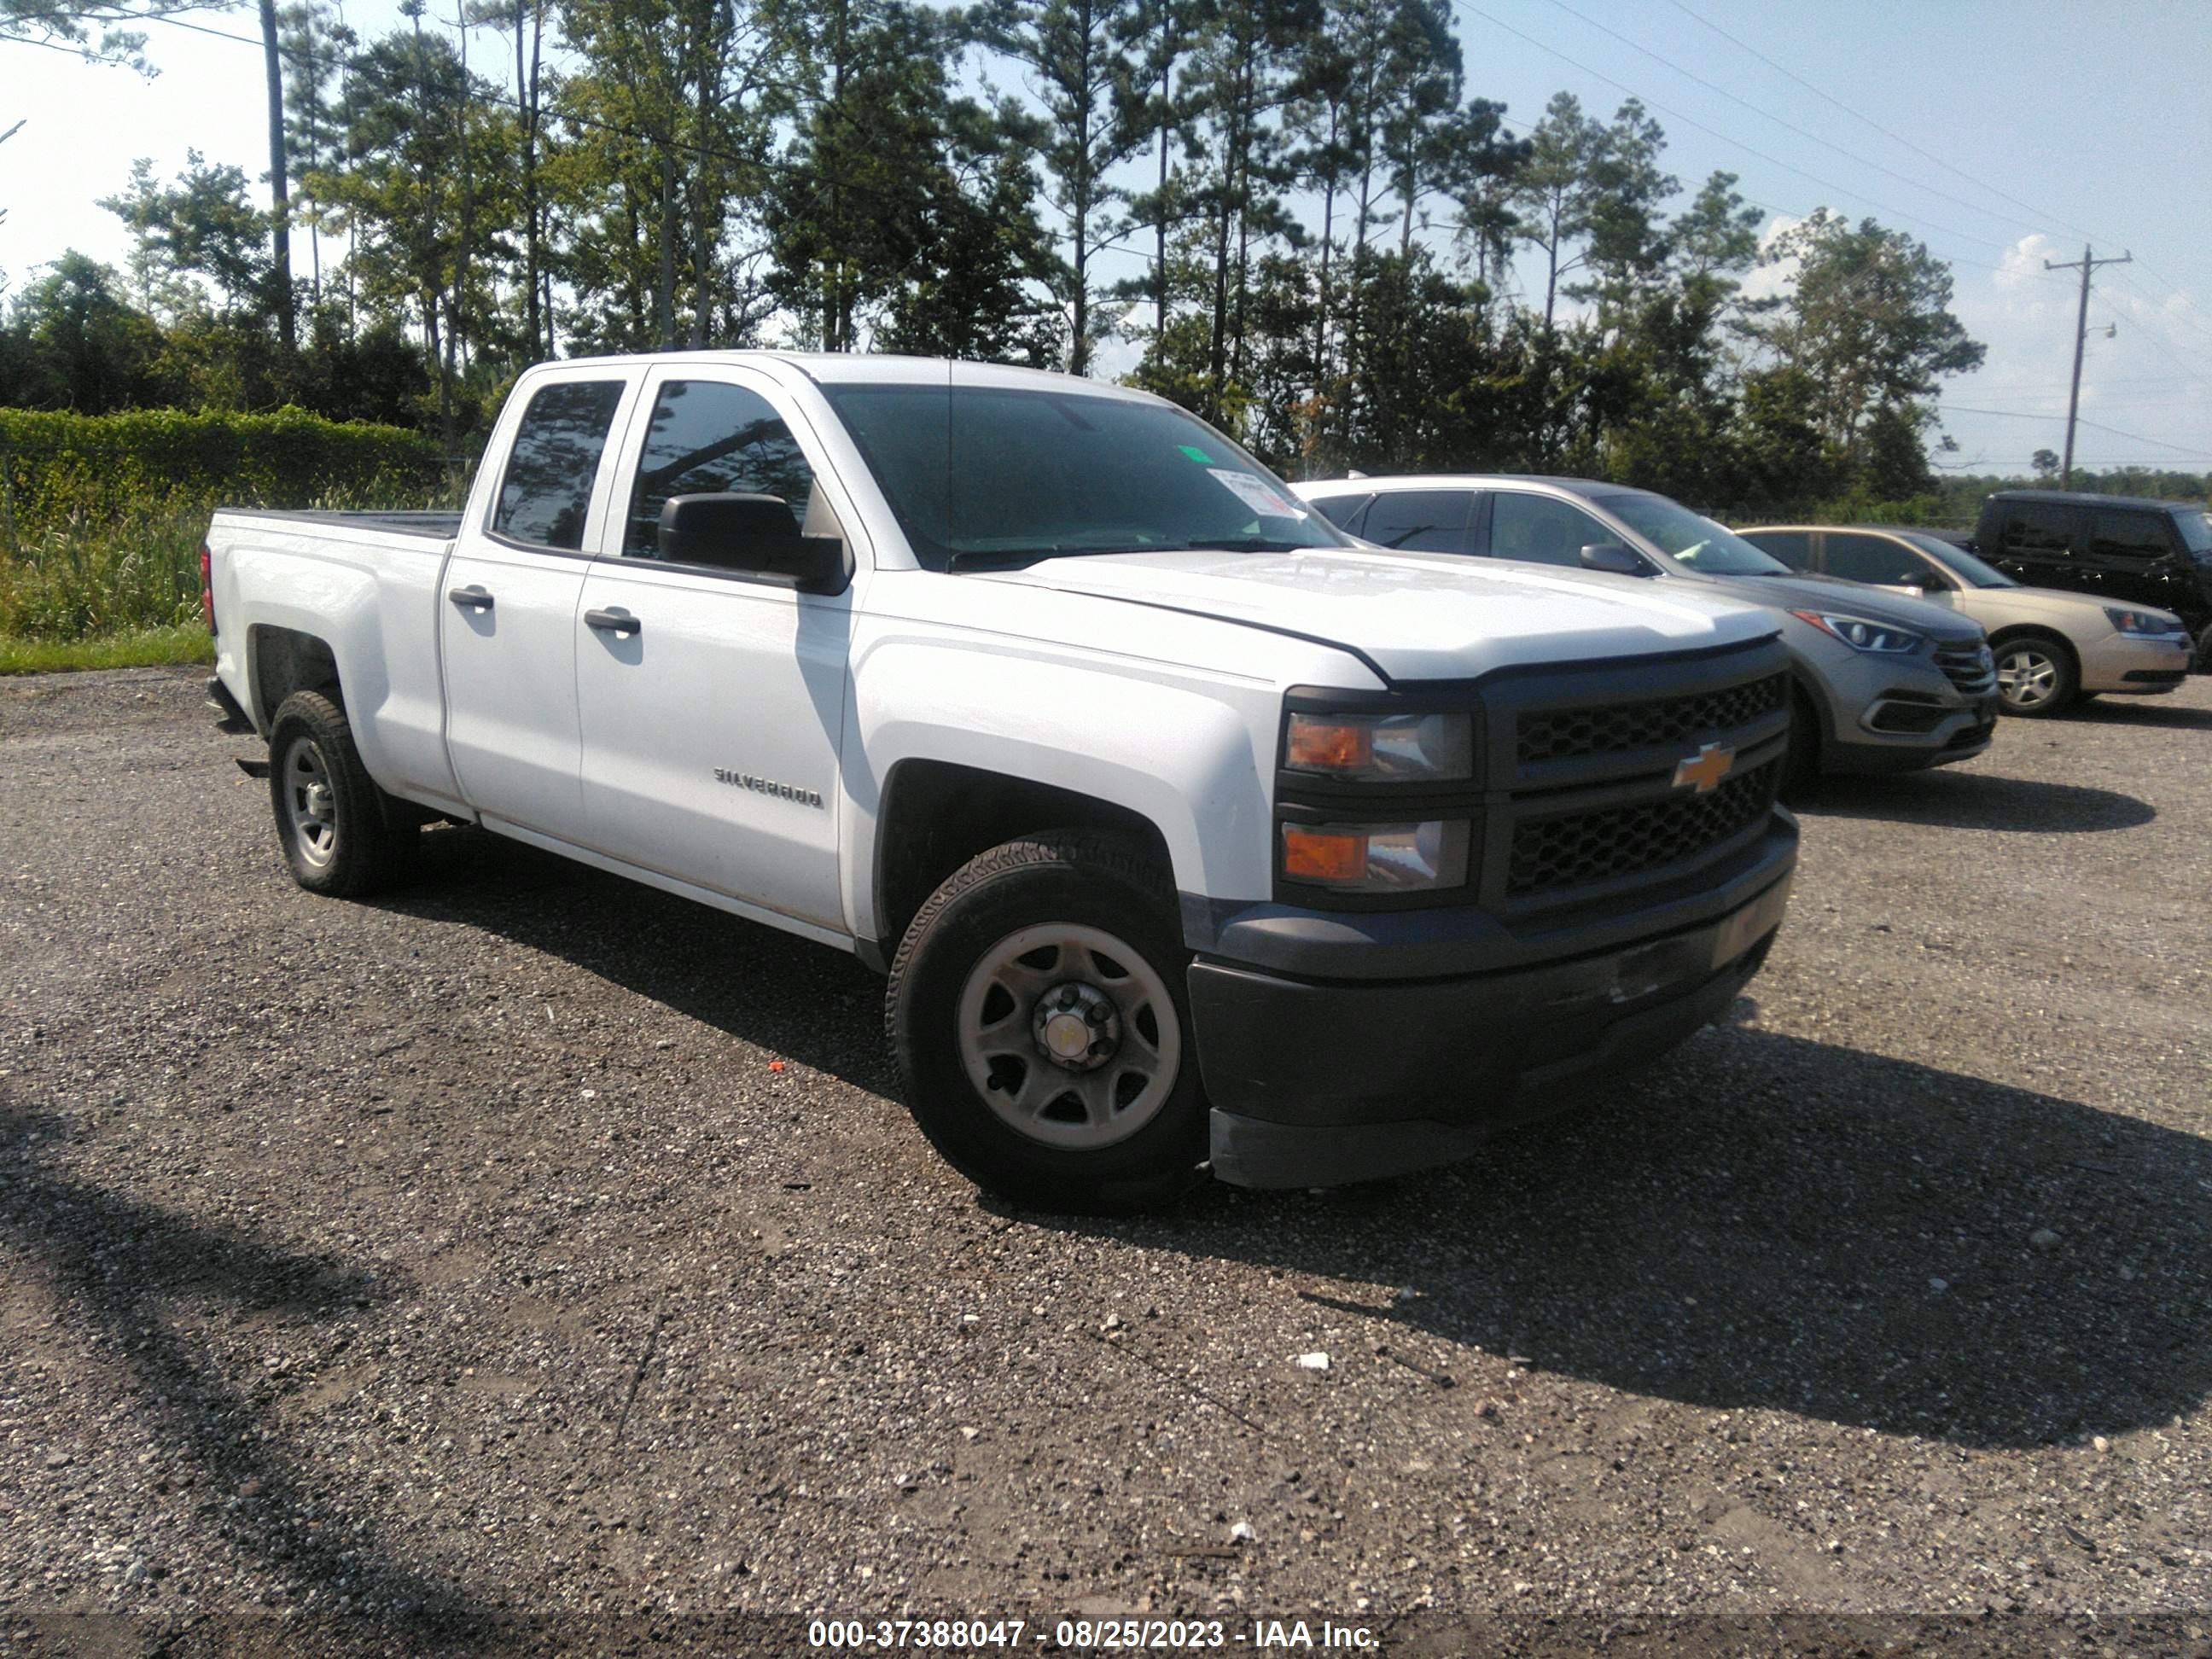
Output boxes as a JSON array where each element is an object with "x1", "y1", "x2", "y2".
[
  {"x1": 574, "y1": 369, "x2": 856, "y2": 933},
  {"x1": 440, "y1": 370, "x2": 638, "y2": 833}
]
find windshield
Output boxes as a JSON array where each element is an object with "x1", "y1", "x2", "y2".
[
  {"x1": 1900, "y1": 531, "x2": 2015, "y2": 588},
  {"x1": 1595, "y1": 493, "x2": 1792, "y2": 575},
  {"x1": 2174, "y1": 509, "x2": 2212, "y2": 555},
  {"x1": 819, "y1": 380, "x2": 1346, "y2": 571}
]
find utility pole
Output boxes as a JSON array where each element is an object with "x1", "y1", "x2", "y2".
[{"x1": 2044, "y1": 244, "x2": 2130, "y2": 490}]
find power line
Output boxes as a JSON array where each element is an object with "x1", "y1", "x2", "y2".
[
  {"x1": 1539, "y1": 0, "x2": 2040, "y2": 241},
  {"x1": 1452, "y1": 0, "x2": 2076, "y2": 288},
  {"x1": 1651, "y1": 0, "x2": 2111, "y2": 248},
  {"x1": 1940, "y1": 403, "x2": 2212, "y2": 462}
]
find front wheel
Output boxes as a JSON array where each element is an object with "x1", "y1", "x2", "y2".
[
  {"x1": 1993, "y1": 635, "x2": 2077, "y2": 716},
  {"x1": 885, "y1": 830, "x2": 1207, "y2": 1214}
]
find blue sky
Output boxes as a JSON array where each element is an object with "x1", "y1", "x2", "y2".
[{"x1": 4, "y1": 0, "x2": 2210, "y2": 477}]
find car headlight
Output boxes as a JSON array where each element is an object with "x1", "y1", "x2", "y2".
[
  {"x1": 1281, "y1": 820, "x2": 1470, "y2": 891},
  {"x1": 1788, "y1": 609, "x2": 1926, "y2": 655},
  {"x1": 2105, "y1": 606, "x2": 2184, "y2": 635},
  {"x1": 1284, "y1": 711, "x2": 1473, "y2": 781}
]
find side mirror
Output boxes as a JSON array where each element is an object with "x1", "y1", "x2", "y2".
[
  {"x1": 658, "y1": 492, "x2": 848, "y2": 592},
  {"x1": 1580, "y1": 541, "x2": 1647, "y2": 577}
]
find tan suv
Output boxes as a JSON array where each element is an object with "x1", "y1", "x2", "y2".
[{"x1": 1738, "y1": 524, "x2": 2195, "y2": 717}]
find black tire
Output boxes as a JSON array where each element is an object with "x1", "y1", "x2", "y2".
[
  {"x1": 1991, "y1": 633, "x2": 2078, "y2": 717},
  {"x1": 2196, "y1": 624, "x2": 2212, "y2": 676},
  {"x1": 885, "y1": 830, "x2": 1207, "y2": 1214},
  {"x1": 268, "y1": 690, "x2": 413, "y2": 898},
  {"x1": 1780, "y1": 685, "x2": 1821, "y2": 798}
]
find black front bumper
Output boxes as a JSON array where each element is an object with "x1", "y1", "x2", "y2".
[{"x1": 1190, "y1": 823, "x2": 1796, "y2": 1190}]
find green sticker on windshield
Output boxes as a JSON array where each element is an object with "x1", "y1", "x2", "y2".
[{"x1": 1178, "y1": 444, "x2": 1214, "y2": 463}]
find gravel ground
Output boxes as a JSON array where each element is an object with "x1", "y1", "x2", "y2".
[{"x1": 3, "y1": 667, "x2": 2209, "y2": 1657}]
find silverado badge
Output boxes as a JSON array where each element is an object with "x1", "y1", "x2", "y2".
[{"x1": 1672, "y1": 742, "x2": 1736, "y2": 795}]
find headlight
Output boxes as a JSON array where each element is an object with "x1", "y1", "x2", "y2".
[
  {"x1": 2105, "y1": 606, "x2": 2184, "y2": 635},
  {"x1": 1285, "y1": 710, "x2": 1473, "y2": 781},
  {"x1": 1281, "y1": 820, "x2": 1470, "y2": 891},
  {"x1": 1788, "y1": 609, "x2": 1926, "y2": 655}
]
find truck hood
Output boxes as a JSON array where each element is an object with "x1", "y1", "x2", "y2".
[
  {"x1": 1681, "y1": 570, "x2": 1987, "y2": 643},
  {"x1": 974, "y1": 547, "x2": 1776, "y2": 682}
]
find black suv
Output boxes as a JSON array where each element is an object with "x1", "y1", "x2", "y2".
[{"x1": 1972, "y1": 490, "x2": 2212, "y2": 668}]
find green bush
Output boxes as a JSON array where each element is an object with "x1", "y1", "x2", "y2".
[
  {"x1": 0, "y1": 405, "x2": 448, "y2": 537},
  {"x1": 0, "y1": 406, "x2": 459, "y2": 642}
]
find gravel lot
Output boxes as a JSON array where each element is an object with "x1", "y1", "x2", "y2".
[{"x1": 3, "y1": 666, "x2": 2209, "y2": 1656}]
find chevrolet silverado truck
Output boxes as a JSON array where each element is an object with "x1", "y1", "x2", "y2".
[{"x1": 203, "y1": 354, "x2": 1799, "y2": 1213}]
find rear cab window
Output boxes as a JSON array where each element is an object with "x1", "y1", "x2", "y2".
[{"x1": 492, "y1": 379, "x2": 628, "y2": 551}]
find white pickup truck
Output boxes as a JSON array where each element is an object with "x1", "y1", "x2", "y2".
[{"x1": 204, "y1": 353, "x2": 1799, "y2": 1211}]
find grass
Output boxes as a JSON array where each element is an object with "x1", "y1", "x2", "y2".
[
  {"x1": 0, "y1": 624, "x2": 214, "y2": 676},
  {"x1": 0, "y1": 472, "x2": 457, "y2": 676}
]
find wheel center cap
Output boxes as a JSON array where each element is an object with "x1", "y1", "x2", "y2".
[
  {"x1": 1032, "y1": 981, "x2": 1121, "y2": 1072},
  {"x1": 305, "y1": 783, "x2": 333, "y2": 818}
]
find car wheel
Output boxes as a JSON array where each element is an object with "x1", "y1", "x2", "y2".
[
  {"x1": 886, "y1": 830, "x2": 1207, "y2": 1214},
  {"x1": 1780, "y1": 686, "x2": 1821, "y2": 796},
  {"x1": 268, "y1": 690, "x2": 414, "y2": 897},
  {"x1": 1992, "y1": 635, "x2": 2077, "y2": 717},
  {"x1": 2197, "y1": 624, "x2": 2212, "y2": 675}
]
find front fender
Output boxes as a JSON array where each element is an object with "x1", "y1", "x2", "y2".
[{"x1": 842, "y1": 637, "x2": 1284, "y2": 943}]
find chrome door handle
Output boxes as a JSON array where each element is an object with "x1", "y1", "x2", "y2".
[
  {"x1": 447, "y1": 585, "x2": 494, "y2": 611},
  {"x1": 585, "y1": 608, "x2": 641, "y2": 637}
]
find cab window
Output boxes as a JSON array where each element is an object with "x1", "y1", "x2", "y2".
[
  {"x1": 1999, "y1": 502, "x2": 2079, "y2": 556},
  {"x1": 492, "y1": 380, "x2": 627, "y2": 550},
  {"x1": 1483, "y1": 492, "x2": 1609, "y2": 567},
  {"x1": 1310, "y1": 492, "x2": 1373, "y2": 533},
  {"x1": 625, "y1": 380, "x2": 818, "y2": 559},
  {"x1": 1741, "y1": 529, "x2": 1812, "y2": 570},
  {"x1": 1361, "y1": 490, "x2": 1473, "y2": 553},
  {"x1": 1824, "y1": 533, "x2": 1932, "y2": 587},
  {"x1": 2090, "y1": 510, "x2": 2175, "y2": 562}
]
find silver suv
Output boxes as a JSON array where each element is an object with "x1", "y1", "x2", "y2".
[{"x1": 1291, "y1": 475, "x2": 2000, "y2": 785}]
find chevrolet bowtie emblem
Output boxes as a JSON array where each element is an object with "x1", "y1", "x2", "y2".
[{"x1": 1673, "y1": 742, "x2": 1737, "y2": 794}]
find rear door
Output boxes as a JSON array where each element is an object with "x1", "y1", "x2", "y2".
[
  {"x1": 1987, "y1": 499, "x2": 2086, "y2": 592},
  {"x1": 573, "y1": 365, "x2": 859, "y2": 933},
  {"x1": 440, "y1": 368, "x2": 642, "y2": 833}
]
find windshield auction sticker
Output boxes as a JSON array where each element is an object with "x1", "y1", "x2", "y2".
[{"x1": 1208, "y1": 469, "x2": 1307, "y2": 520}]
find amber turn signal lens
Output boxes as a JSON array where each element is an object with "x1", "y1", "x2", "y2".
[
  {"x1": 1284, "y1": 717, "x2": 1373, "y2": 772},
  {"x1": 1281, "y1": 825, "x2": 1368, "y2": 883}
]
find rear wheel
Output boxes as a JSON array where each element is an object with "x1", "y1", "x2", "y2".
[
  {"x1": 268, "y1": 690, "x2": 413, "y2": 897},
  {"x1": 2196, "y1": 624, "x2": 2212, "y2": 675},
  {"x1": 1992, "y1": 634, "x2": 2077, "y2": 717},
  {"x1": 886, "y1": 830, "x2": 1206, "y2": 1214}
]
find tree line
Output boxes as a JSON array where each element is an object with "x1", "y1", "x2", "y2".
[{"x1": 1, "y1": 0, "x2": 1988, "y2": 515}]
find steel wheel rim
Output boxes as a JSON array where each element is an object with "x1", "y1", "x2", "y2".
[
  {"x1": 282, "y1": 735, "x2": 339, "y2": 868},
  {"x1": 956, "y1": 922, "x2": 1183, "y2": 1151},
  {"x1": 1995, "y1": 646, "x2": 2059, "y2": 709}
]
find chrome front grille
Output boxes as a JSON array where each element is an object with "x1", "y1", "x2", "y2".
[{"x1": 1935, "y1": 642, "x2": 1996, "y2": 697}]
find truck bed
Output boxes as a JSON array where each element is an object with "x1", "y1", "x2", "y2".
[{"x1": 214, "y1": 508, "x2": 464, "y2": 540}]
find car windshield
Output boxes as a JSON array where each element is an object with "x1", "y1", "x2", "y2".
[
  {"x1": 2173, "y1": 509, "x2": 2212, "y2": 554},
  {"x1": 1900, "y1": 531, "x2": 2015, "y2": 588},
  {"x1": 818, "y1": 379, "x2": 1346, "y2": 571},
  {"x1": 1595, "y1": 493, "x2": 1791, "y2": 575}
]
